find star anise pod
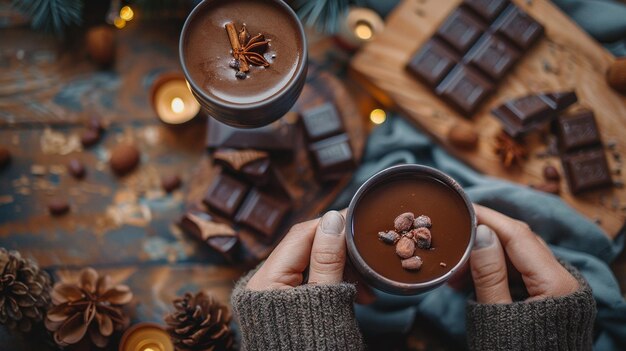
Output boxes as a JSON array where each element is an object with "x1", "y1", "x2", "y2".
[
  {"x1": 225, "y1": 22, "x2": 270, "y2": 78},
  {"x1": 44, "y1": 268, "x2": 133, "y2": 348},
  {"x1": 494, "y1": 132, "x2": 527, "y2": 167}
]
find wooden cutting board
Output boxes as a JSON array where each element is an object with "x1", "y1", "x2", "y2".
[{"x1": 351, "y1": 0, "x2": 626, "y2": 239}]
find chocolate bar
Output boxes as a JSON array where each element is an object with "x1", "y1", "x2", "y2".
[
  {"x1": 179, "y1": 210, "x2": 239, "y2": 259},
  {"x1": 203, "y1": 173, "x2": 249, "y2": 217},
  {"x1": 235, "y1": 189, "x2": 290, "y2": 239},
  {"x1": 555, "y1": 110, "x2": 601, "y2": 151},
  {"x1": 406, "y1": 1, "x2": 544, "y2": 116},
  {"x1": 309, "y1": 133, "x2": 356, "y2": 182},
  {"x1": 492, "y1": 91, "x2": 577, "y2": 137},
  {"x1": 212, "y1": 148, "x2": 272, "y2": 185},
  {"x1": 207, "y1": 117, "x2": 297, "y2": 153},
  {"x1": 561, "y1": 148, "x2": 612, "y2": 194},
  {"x1": 301, "y1": 103, "x2": 345, "y2": 142}
]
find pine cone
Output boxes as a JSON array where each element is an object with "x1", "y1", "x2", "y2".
[
  {"x1": 44, "y1": 268, "x2": 133, "y2": 348},
  {"x1": 165, "y1": 291, "x2": 234, "y2": 351},
  {"x1": 0, "y1": 248, "x2": 52, "y2": 333}
]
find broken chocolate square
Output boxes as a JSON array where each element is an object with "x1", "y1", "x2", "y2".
[{"x1": 203, "y1": 173, "x2": 249, "y2": 217}]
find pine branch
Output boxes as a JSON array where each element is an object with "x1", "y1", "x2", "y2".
[{"x1": 11, "y1": 0, "x2": 83, "y2": 36}]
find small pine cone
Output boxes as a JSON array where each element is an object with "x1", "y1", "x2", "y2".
[
  {"x1": 0, "y1": 248, "x2": 52, "y2": 333},
  {"x1": 165, "y1": 291, "x2": 234, "y2": 351}
]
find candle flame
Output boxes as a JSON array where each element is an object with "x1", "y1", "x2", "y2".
[
  {"x1": 354, "y1": 22, "x2": 373, "y2": 40},
  {"x1": 369, "y1": 108, "x2": 386, "y2": 125},
  {"x1": 171, "y1": 97, "x2": 185, "y2": 114}
]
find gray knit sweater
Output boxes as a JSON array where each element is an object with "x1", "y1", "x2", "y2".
[{"x1": 231, "y1": 263, "x2": 596, "y2": 351}]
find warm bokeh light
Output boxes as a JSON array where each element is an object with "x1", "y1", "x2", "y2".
[
  {"x1": 171, "y1": 97, "x2": 185, "y2": 114},
  {"x1": 370, "y1": 108, "x2": 387, "y2": 124},
  {"x1": 120, "y1": 6, "x2": 134, "y2": 21},
  {"x1": 114, "y1": 17, "x2": 126, "y2": 29},
  {"x1": 354, "y1": 22, "x2": 374, "y2": 40}
]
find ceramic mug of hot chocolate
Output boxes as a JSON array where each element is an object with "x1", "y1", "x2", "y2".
[
  {"x1": 346, "y1": 164, "x2": 477, "y2": 295},
  {"x1": 179, "y1": 0, "x2": 308, "y2": 128}
]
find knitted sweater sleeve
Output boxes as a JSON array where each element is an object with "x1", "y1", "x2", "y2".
[
  {"x1": 231, "y1": 267, "x2": 364, "y2": 351},
  {"x1": 466, "y1": 262, "x2": 596, "y2": 351}
]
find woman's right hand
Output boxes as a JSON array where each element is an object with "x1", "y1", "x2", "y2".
[{"x1": 469, "y1": 205, "x2": 579, "y2": 304}]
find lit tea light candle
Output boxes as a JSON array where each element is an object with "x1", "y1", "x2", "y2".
[
  {"x1": 119, "y1": 323, "x2": 174, "y2": 351},
  {"x1": 150, "y1": 72, "x2": 201, "y2": 125},
  {"x1": 336, "y1": 7, "x2": 384, "y2": 50}
]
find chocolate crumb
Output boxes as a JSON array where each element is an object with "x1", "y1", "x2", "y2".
[
  {"x1": 401, "y1": 256, "x2": 423, "y2": 271},
  {"x1": 161, "y1": 174, "x2": 182, "y2": 193},
  {"x1": 67, "y1": 159, "x2": 86, "y2": 179},
  {"x1": 394, "y1": 212, "x2": 415, "y2": 232},
  {"x1": 48, "y1": 199, "x2": 70, "y2": 216}
]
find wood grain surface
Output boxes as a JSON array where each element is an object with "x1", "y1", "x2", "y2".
[{"x1": 351, "y1": 0, "x2": 626, "y2": 238}]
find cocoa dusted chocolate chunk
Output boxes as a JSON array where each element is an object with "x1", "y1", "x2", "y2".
[
  {"x1": 203, "y1": 173, "x2": 249, "y2": 218},
  {"x1": 0, "y1": 146, "x2": 11, "y2": 169},
  {"x1": 395, "y1": 236, "x2": 416, "y2": 259},
  {"x1": 67, "y1": 159, "x2": 86, "y2": 179},
  {"x1": 394, "y1": 212, "x2": 415, "y2": 232},
  {"x1": 179, "y1": 210, "x2": 238, "y2": 259},
  {"x1": 401, "y1": 256, "x2": 423, "y2": 271},
  {"x1": 378, "y1": 230, "x2": 400, "y2": 244},
  {"x1": 301, "y1": 103, "x2": 345, "y2": 142},
  {"x1": 561, "y1": 148, "x2": 612, "y2": 194},
  {"x1": 235, "y1": 188, "x2": 290, "y2": 239},
  {"x1": 109, "y1": 143, "x2": 141, "y2": 176},
  {"x1": 48, "y1": 198, "x2": 70, "y2": 216},
  {"x1": 161, "y1": 174, "x2": 182, "y2": 193},
  {"x1": 555, "y1": 110, "x2": 601, "y2": 152}
]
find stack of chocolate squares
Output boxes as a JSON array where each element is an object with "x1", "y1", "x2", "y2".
[{"x1": 406, "y1": 0, "x2": 544, "y2": 116}]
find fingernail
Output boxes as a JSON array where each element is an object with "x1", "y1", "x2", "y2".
[
  {"x1": 473, "y1": 224, "x2": 495, "y2": 250},
  {"x1": 320, "y1": 211, "x2": 344, "y2": 236}
]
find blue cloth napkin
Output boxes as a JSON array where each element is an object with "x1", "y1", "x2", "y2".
[{"x1": 332, "y1": 117, "x2": 626, "y2": 350}]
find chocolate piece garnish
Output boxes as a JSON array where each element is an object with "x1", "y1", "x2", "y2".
[
  {"x1": 555, "y1": 110, "x2": 601, "y2": 152},
  {"x1": 161, "y1": 175, "x2": 182, "y2": 193},
  {"x1": 413, "y1": 215, "x2": 432, "y2": 229},
  {"x1": 447, "y1": 122, "x2": 479, "y2": 150},
  {"x1": 48, "y1": 198, "x2": 70, "y2": 216},
  {"x1": 435, "y1": 8, "x2": 485, "y2": 54},
  {"x1": 0, "y1": 146, "x2": 11, "y2": 169},
  {"x1": 561, "y1": 148, "x2": 612, "y2": 194},
  {"x1": 406, "y1": 39, "x2": 459, "y2": 88},
  {"x1": 203, "y1": 173, "x2": 249, "y2": 218},
  {"x1": 491, "y1": 5, "x2": 544, "y2": 50},
  {"x1": 235, "y1": 189, "x2": 289, "y2": 239},
  {"x1": 80, "y1": 129, "x2": 101, "y2": 148},
  {"x1": 301, "y1": 103, "x2": 345, "y2": 142},
  {"x1": 308, "y1": 134, "x2": 356, "y2": 182},
  {"x1": 67, "y1": 159, "x2": 86, "y2": 179},
  {"x1": 207, "y1": 118, "x2": 296, "y2": 153},
  {"x1": 213, "y1": 148, "x2": 269, "y2": 171},
  {"x1": 378, "y1": 231, "x2": 400, "y2": 245},
  {"x1": 395, "y1": 236, "x2": 416, "y2": 259},
  {"x1": 462, "y1": 0, "x2": 508, "y2": 22},
  {"x1": 401, "y1": 256, "x2": 423, "y2": 271},
  {"x1": 435, "y1": 65, "x2": 494, "y2": 116},
  {"x1": 394, "y1": 212, "x2": 415, "y2": 232},
  {"x1": 109, "y1": 143, "x2": 140, "y2": 176},
  {"x1": 179, "y1": 211, "x2": 238, "y2": 259},
  {"x1": 225, "y1": 22, "x2": 270, "y2": 79},
  {"x1": 464, "y1": 34, "x2": 520, "y2": 81}
]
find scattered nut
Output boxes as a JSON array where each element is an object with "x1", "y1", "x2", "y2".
[
  {"x1": 401, "y1": 256, "x2": 423, "y2": 271},
  {"x1": 413, "y1": 215, "x2": 432, "y2": 229},
  {"x1": 80, "y1": 129, "x2": 101, "y2": 148},
  {"x1": 542, "y1": 164, "x2": 561, "y2": 181},
  {"x1": 67, "y1": 159, "x2": 86, "y2": 179},
  {"x1": 395, "y1": 236, "x2": 416, "y2": 259},
  {"x1": 394, "y1": 212, "x2": 415, "y2": 232},
  {"x1": 447, "y1": 122, "x2": 479, "y2": 150},
  {"x1": 161, "y1": 174, "x2": 182, "y2": 193},
  {"x1": 48, "y1": 198, "x2": 70, "y2": 216},
  {"x1": 378, "y1": 230, "x2": 400, "y2": 245}
]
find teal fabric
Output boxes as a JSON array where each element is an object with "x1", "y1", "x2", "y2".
[{"x1": 332, "y1": 117, "x2": 626, "y2": 350}]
